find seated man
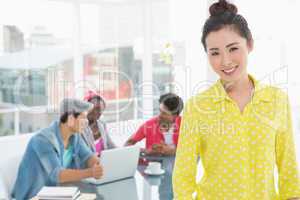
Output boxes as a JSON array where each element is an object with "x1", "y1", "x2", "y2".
[
  {"x1": 125, "y1": 93, "x2": 184, "y2": 156},
  {"x1": 12, "y1": 98, "x2": 103, "y2": 200}
]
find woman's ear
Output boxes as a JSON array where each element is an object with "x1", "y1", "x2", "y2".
[{"x1": 247, "y1": 39, "x2": 254, "y2": 53}]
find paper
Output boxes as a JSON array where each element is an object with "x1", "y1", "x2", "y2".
[
  {"x1": 77, "y1": 193, "x2": 97, "y2": 200},
  {"x1": 37, "y1": 186, "x2": 79, "y2": 199}
]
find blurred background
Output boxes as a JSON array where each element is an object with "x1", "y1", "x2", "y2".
[{"x1": 0, "y1": 0, "x2": 300, "y2": 145}]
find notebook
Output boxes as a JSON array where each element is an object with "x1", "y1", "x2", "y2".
[{"x1": 37, "y1": 186, "x2": 80, "y2": 200}]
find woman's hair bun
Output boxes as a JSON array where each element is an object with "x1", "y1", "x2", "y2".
[{"x1": 209, "y1": 0, "x2": 238, "y2": 16}]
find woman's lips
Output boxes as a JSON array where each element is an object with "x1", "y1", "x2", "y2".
[{"x1": 222, "y1": 66, "x2": 238, "y2": 75}]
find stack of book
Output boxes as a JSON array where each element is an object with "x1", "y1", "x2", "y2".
[{"x1": 37, "y1": 186, "x2": 80, "y2": 200}]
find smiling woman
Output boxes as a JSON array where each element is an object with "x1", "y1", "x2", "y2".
[
  {"x1": 172, "y1": 0, "x2": 300, "y2": 200},
  {"x1": 81, "y1": 93, "x2": 116, "y2": 156}
]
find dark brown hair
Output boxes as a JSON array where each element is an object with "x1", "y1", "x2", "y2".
[
  {"x1": 60, "y1": 112, "x2": 81, "y2": 123},
  {"x1": 159, "y1": 93, "x2": 184, "y2": 116},
  {"x1": 201, "y1": 0, "x2": 253, "y2": 51}
]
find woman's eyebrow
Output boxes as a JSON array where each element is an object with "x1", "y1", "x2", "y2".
[
  {"x1": 208, "y1": 42, "x2": 239, "y2": 51},
  {"x1": 209, "y1": 47, "x2": 219, "y2": 51},
  {"x1": 226, "y1": 42, "x2": 239, "y2": 48}
]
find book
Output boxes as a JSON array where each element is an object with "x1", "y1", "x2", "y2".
[
  {"x1": 37, "y1": 186, "x2": 80, "y2": 200},
  {"x1": 78, "y1": 193, "x2": 97, "y2": 200}
]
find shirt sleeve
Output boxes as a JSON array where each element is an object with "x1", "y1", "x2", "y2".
[
  {"x1": 102, "y1": 122, "x2": 116, "y2": 149},
  {"x1": 77, "y1": 136, "x2": 94, "y2": 168},
  {"x1": 130, "y1": 123, "x2": 146, "y2": 142},
  {"x1": 173, "y1": 100, "x2": 200, "y2": 200},
  {"x1": 173, "y1": 117, "x2": 182, "y2": 146},
  {"x1": 275, "y1": 91, "x2": 300, "y2": 199},
  {"x1": 32, "y1": 137, "x2": 63, "y2": 186},
  {"x1": 81, "y1": 127, "x2": 96, "y2": 153}
]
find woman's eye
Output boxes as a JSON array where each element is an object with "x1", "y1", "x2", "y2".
[
  {"x1": 211, "y1": 52, "x2": 219, "y2": 56},
  {"x1": 229, "y1": 47, "x2": 238, "y2": 52}
]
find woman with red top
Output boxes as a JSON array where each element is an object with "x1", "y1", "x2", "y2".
[{"x1": 125, "y1": 93, "x2": 184, "y2": 156}]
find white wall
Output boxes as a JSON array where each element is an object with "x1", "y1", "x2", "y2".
[{"x1": 169, "y1": 0, "x2": 211, "y2": 102}]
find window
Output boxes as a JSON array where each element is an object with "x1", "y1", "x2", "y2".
[
  {"x1": 0, "y1": 0, "x2": 73, "y2": 135},
  {"x1": 0, "y1": 0, "x2": 177, "y2": 135}
]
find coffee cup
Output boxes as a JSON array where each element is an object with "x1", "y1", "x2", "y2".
[{"x1": 147, "y1": 162, "x2": 162, "y2": 174}]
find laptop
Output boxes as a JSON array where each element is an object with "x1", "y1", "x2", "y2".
[{"x1": 84, "y1": 145, "x2": 140, "y2": 185}]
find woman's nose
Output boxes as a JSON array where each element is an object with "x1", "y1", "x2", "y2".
[{"x1": 221, "y1": 52, "x2": 232, "y2": 67}]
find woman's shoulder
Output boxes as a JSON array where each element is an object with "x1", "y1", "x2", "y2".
[
  {"x1": 185, "y1": 82, "x2": 221, "y2": 107},
  {"x1": 255, "y1": 82, "x2": 289, "y2": 102}
]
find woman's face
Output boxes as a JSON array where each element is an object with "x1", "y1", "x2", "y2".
[
  {"x1": 205, "y1": 27, "x2": 253, "y2": 83},
  {"x1": 87, "y1": 101, "x2": 105, "y2": 122}
]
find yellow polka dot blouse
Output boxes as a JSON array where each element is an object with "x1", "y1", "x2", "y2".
[{"x1": 173, "y1": 76, "x2": 300, "y2": 200}]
